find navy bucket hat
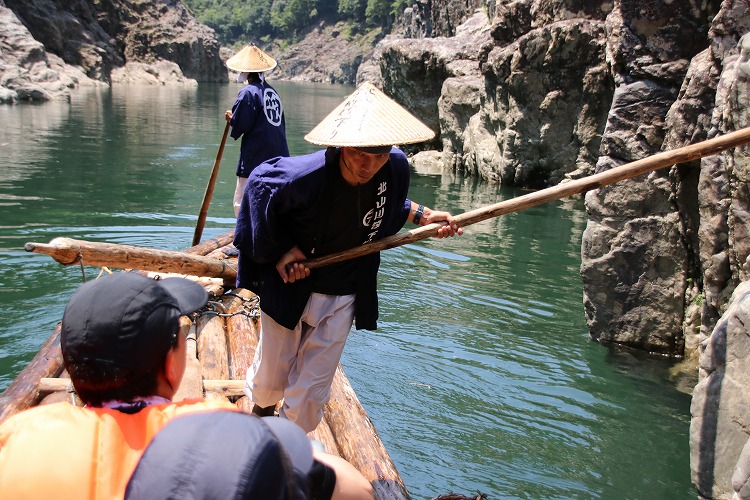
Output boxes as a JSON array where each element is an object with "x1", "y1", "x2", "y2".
[
  {"x1": 124, "y1": 411, "x2": 315, "y2": 499},
  {"x1": 61, "y1": 273, "x2": 208, "y2": 383}
]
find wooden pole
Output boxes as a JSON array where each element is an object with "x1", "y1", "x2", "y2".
[
  {"x1": 302, "y1": 126, "x2": 750, "y2": 270},
  {"x1": 24, "y1": 237, "x2": 237, "y2": 281},
  {"x1": 193, "y1": 121, "x2": 231, "y2": 246},
  {"x1": 22, "y1": 127, "x2": 750, "y2": 279}
]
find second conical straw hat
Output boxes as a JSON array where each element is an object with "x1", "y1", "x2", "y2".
[
  {"x1": 304, "y1": 82, "x2": 435, "y2": 147},
  {"x1": 226, "y1": 45, "x2": 277, "y2": 73}
]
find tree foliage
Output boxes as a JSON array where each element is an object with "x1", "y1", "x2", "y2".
[{"x1": 183, "y1": 0, "x2": 402, "y2": 45}]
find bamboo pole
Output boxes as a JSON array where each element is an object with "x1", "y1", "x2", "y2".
[
  {"x1": 302, "y1": 125, "x2": 750, "y2": 269},
  {"x1": 24, "y1": 237, "x2": 237, "y2": 281},
  {"x1": 193, "y1": 121, "x2": 231, "y2": 246}
]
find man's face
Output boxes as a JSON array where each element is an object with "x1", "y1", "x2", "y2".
[{"x1": 340, "y1": 147, "x2": 391, "y2": 185}]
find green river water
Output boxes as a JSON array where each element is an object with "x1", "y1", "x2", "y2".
[{"x1": 0, "y1": 81, "x2": 693, "y2": 499}]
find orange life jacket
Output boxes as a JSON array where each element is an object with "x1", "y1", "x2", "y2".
[{"x1": 0, "y1": 399, "x2": 238, "y2": 499}]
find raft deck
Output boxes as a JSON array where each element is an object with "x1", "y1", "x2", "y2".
[{"x1": 0, "y1": 233, "x2": 410, "y2": 499}]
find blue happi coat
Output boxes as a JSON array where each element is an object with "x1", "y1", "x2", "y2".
[
  {"x1": 230, "y1": 81, "x2": 289, "y2": 177},
  {"x1": 234, "y1": 147, "x2": 412, "y2": 330}
]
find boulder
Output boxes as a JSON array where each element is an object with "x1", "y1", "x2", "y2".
[
  {"x1": 0, "y1": 0, "x2": 224, "y2": 103},
  {"x1": 691, "y1": 280, "x2": 750, "y2": 499}
]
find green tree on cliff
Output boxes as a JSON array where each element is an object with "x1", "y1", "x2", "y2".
[{"x1": 184, "y1": 0, "x2": 398, "y2": 45}]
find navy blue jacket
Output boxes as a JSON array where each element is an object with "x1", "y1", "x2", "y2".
[
  {"x1": 230, "y1": 81, "x2": 289, "y2": 177},
  {"x1": 234, "y1": 147, "x2": 412, "y2": 330}
]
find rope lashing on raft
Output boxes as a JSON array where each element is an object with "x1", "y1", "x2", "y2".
[
  {"x1": 196, "y1": 294, "x2": 260, "y2": 319},
  {"x1": 56, "y1": 249, "x2": 87, "y2": 282}
]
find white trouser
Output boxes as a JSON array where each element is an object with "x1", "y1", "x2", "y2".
[
  {"x1": 233, "y1": 176, "x2": 248, "y2": 218},
  {"x1": 244, "y1": 293, "x2": 356, "y2": 433}
]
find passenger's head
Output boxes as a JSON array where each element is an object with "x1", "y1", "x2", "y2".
[
  {"x1": 304, "y1": 82, "x2": 435, "y2": 184},
  {"x1": 61, "y1": 273, "x2": 208, "y2": 406},
  {"x1": 125, "y1": 411, "x2": 315, "y2": 500}
]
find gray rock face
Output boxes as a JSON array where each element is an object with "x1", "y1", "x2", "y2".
[
  {"x1": 377, "y1": 11, "x2": 496, "y2": 151},
  {"x1": 0, "y1": 4, "x2": 99, "y2": 103},
  {"x1": 688, "y1": 28, "x2": 750, "y2": 498},
  {"x1": 394, "y1": 0, "x2": 484, "y2": 38},
  {"x1": 0, "y1": 0, "x2": 224, "y2": 103},
  {"x1": 372, "y1": 0, "x2": 739, "y2": 359},
  {"x1": 266, "y1": 21, "x2": 376, "y2": 85},
  {"x1": 691, "y1": 281, "x2": 750, "y2": 499},
  {"x1": 373, "y1": 1, "x2": 749, "y2": 495},
  {"x1": 581, "y1": 0, "x2": 725, "y2": 355},
  {"x1": 480, "y1": 18, "x2": 611, "y2": 186},
  {"x1": 374, "y1": 6, "x2": 613, "y2": 182}
]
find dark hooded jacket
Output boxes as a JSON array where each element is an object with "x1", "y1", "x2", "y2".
[{"x1": 234, "y1": 147, "x2": 412, "y2": 330}]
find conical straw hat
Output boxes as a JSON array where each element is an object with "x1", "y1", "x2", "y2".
[
  {"x1": 304, "y1": 82, "x2": 435, "y2": 147},
  {"x1": 226, "y1": 45, "x2": 277, "y2": 73}
]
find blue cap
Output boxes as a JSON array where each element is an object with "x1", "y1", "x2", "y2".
[
  {"x1": 125, "y1": 411, "x2": 315, "y2": 499},
  {"x1": 61, "y1": 273, "x2": 208, "y2": 384}
]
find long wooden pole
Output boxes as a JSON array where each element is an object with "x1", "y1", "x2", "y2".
[
  {"x1": 24, "y1": 237, "x2": 237, "y2": 281},
  {"x1": 23, "y1": 127, "x2": 750, "y2": 279},
  {"x1": 193, "y1": 121, "x2": 231, "y2": 246},
  {"x1": 302, "y1": 126, "x2": 750, "y2": 270}
]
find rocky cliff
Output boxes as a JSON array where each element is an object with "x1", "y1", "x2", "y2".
[
  {"x1": 0, "y1": 0, "x2": 225, "y2": 103},
  {"x1": 360, "y1": 0, "x2": 738, "y2": 358},
  {"x1": 362, "y1": 0, "x2": 748, "y2": 497}
]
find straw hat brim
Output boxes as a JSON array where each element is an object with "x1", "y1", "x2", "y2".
[
  {"x1": 226, "y1": 45, "x2": 277, "y2": 73},
  {"x1": 304, "y1": 82, "x2": 435, "y2": 147}
]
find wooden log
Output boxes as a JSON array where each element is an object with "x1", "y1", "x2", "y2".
[
  {"x1": 39, "y1": 378, "x2": 73, "y2": 393},
  {"x1": 302, "y1": 125, "x2": 750, "y2": 270},
  {"x1": 0, "y1": 324, "x2": 65, "y2": 424},
  {"x1": 223, "y1": 289, "x2": 260, "y2": 380},
  {"x1": 206, "y1": 247, "x2": 232, "y2": 260},
  {"x1": 38, "y1": 371, "x2": 80, "y2": 407},
  {"x1": 309, "y1": 417, "x2": 341, "y2": 458},
  {"x1": 145, "y1": 272, "x2": 227, "y2": 297},
  {"x1": 24, "y1": 237, "x2": 237, "y2": 282},
  {"x1": 185, "y1": 231, "x2": 234, "y2": 255},
  {"x1": 144, "y1": 273, "x2": 225, "y2": 288},
  {"x1": 38, "y1": 378, "x2": 244, "y2": 396},
  {"x1": 196, "y1": 312, "x2": 231, "y2": 400},
  {"x1": 173, "y1": 318, "x2": 204, "y2": 401},
  {"x1": 202, "y1": 379, "x2": 245, "y2": 394},
  {"x1": 39, "y1": 390, "x2": 77, "y2": 406},
  {"x1": 324, "y1": 365, "x2": 409, "y2": 499},
  {"x1": 235, "y1": 395, "x2": 254, "y2": 412}
]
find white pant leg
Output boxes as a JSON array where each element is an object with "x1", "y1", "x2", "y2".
[
  {"x1": 244, "y1": 310, "x2": 301, "y2": 407},
  {"x1": 233, "y1": 176, "x2": 248, "y2": 218},
  {"x1": 279, "y1": 293, "x2": 355, "y2": 433}
]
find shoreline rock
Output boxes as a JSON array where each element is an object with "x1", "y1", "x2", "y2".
[{"x1": 0, "y1": 0, "x2": 224, "y2": 104}]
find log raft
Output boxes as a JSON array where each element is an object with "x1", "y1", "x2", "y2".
[
  {"x1": 2, "y1": 234, "x2": 410, "y2": 500},
  {"x1": 16, "y1": 125, "x2": 750, "y2": 499}
]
